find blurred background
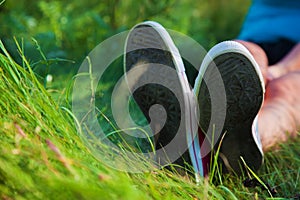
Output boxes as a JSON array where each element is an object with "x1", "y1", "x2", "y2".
[{"x1": 0, "y1": 0, "x2": 250, "y2": 77}]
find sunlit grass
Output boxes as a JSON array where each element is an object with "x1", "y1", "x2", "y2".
[{"x1": 0, "y1": 41, "x2": 299, "y2": 199}]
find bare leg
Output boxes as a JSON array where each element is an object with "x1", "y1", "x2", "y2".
[
  {"x1": 268, "y1": 43, "x2": 300, "y2": 79},
  {"x1": 258, "y1": 72, "x2": 300, "y2": 151},
  {"x1": 235, "y1": 40, "x2": 300, "y2": 151},
  {"x1": 237, "y1": 42, "x2": 300, "y2": 80}
]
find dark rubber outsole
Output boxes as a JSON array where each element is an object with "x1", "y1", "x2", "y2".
[
  {"x1": 124, "y1": 24, "x2": 192, "y2": 170},
  {"x1": 198, "y1": 52, "x2": 264, "y2": 174}
]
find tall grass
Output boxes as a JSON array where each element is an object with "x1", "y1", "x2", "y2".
[
  {"x1": 0, "y1": 40, "x2": 300, "y2": 200},
  {"x1": 0, "y1": 41, "x2": 216, "y2": 199}
]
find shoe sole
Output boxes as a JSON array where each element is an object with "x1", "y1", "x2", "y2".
[
  {"x1": 124, "y1": 21, "x2": 205, "y2": 179},
  {"x1": 195, "y1": 41, "x2": 264, "y2": 174}
]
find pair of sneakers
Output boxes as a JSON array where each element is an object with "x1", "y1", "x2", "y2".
[{"x1": 124, "y1": 21, "x2": 265, "y2": 180}]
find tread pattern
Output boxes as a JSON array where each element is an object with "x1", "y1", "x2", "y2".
[
  {"x1": 125, "y1": 24, "x2": 191, "y2": 169},
  {"x1": 198, "y1": 52, "x2": 263, "y2": 173}
]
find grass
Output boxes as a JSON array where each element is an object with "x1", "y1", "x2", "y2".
[{"x1": 0, "y1": 40, "x2": 300, "y2": 200}]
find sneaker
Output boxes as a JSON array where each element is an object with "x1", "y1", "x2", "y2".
[
  {"x1": 194, "y1": 40, "x2": 265, "y2": 174},
  {"x1": 124, "y1": 21, "x2": 207, "y2": 179}
]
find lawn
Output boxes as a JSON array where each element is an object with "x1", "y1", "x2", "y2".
[{"x1": 1, "y1": 39, "x2": 300, "y2": 199}]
